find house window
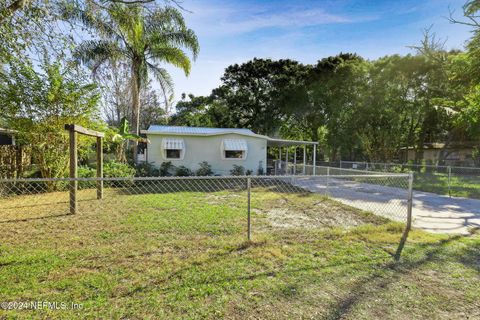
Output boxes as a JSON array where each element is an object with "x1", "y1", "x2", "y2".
[
  {"x1": 225, "y1": 150, "x2": 244, "y2": 159},
  {"x1": 222, "y1": 139, "x2": 247, "y2": 160},
  {"x1": 162, "y1": 138, "x2": 185, "y2": 160},
  {"x1": 166, "y1": 149, "x2": 181, "y2": 159}
]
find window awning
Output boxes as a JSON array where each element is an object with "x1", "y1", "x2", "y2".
[
  {"x1": 223, "y1": 139, "x2": 247, "y2": 151},
  {"x1": 162, "y1": 138, "x2": 185, "y2": 149}
]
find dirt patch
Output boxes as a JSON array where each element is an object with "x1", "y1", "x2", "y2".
[
  {"x1": 260, "y1": 198, "x2": 382, "y2": 229},
  {"x1": 205, "y1": 193, "x2": 242, "y2": 205}
]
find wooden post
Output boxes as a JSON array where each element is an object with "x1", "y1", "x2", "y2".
[
  {"x1": 65, "y1": 124, "x2": 105, "y2": 213},
  {"x1": 69, "y1": 129, "x2": 77, "y2": 214},
  {"x1": 247, "y1": 177, "x2": 251, "y2": 241},
  {"x1": 96, "y1": 137, "x2": 103, "y2": 200}
]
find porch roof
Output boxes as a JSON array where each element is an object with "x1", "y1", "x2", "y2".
[{"x1": 267, "y1": 138, "x2": 318, "y2": 147}]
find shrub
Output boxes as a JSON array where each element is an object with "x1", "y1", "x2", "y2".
[
  {"x1": 257, "y1": 161, "x2": 264, "y2": 175},
  {"x1": 159, "y1": 161, "x2": 175, "y2": 176},
  {"x1": 78, "y1": 165, "x2": 96, "y2": 189},
  {"x1": 135, "y1": 162, "x2": 159, "y2": 177},
  {"x1": 175, "y1": 166, "x2": 193, "y2": 176},
  {"x1": 230, "y1": 165, "x2": 245, "y2": 176},
  {"x1": 78, "y1": 165, "x2": 95, "y2": 178},
  {"x1": 196, "y1": 161, "x2": 213, "y2": 176},
  {"x1": 104, "y1": 161, "x2": 136, "y2": 178},
  {"x1": 246, "y1": 169, "x2": 253, "y2": 176}
]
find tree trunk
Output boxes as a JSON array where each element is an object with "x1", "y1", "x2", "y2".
[{"x1": 131, "y1": 61, "x2": 141, "y2": 164}]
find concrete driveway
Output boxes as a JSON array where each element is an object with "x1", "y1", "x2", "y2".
[{"x1": 292, "y1": 176, "x2": 480, "y2": 234}]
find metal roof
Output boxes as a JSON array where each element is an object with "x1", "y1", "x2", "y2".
[
  {"x1": 145, "y1": 125, "x2": 256, "y2": 136},
  {"x1": 142, "y1": 125, "x2": 318, "y2": 146}
]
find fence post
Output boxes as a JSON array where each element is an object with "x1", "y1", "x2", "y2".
[
  {"x1": 447, "y1": 166, "x2": 452, "y2": 197},
  {"x1": 247, "y1": 177, "x2": 251, "y2": 241},
  {"x1": 69, "y1": 129, "x2": 77, "y2": 214},
  {"x1": 394, "y1": 172, "x2": 414, "y2": 261},
  {"x1": 339, "y1": 160, "x2": 342, "y2": 168},
  {"x1": 325, "y1": 167, "x2": 330, "y2": 197}
]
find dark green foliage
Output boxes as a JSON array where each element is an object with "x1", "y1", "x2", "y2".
[
  {"x1": 257, "y1": 162, "x2": 265, "y2": 175},
  {"x1": 135, "y1": 162, "x2": 159, "y2": 177},
  {"x1": 103, "y1": 161, "x2": 136, "y2": 178},
  {"x1": 175, "y1": 165, "x2": 193, "y2": 177},
  {"x1": 230, "y1": 165, "x2": 245, "y2": 176},
  {"x1": 159, "y1": 161, "x2": 175, "y2": 176},
  {"x1": 211, "y1": 58, "x2": 308, "y2": 135},
  {"x1": 195, "y1": 161, "x2": 213, "y2": 176}
]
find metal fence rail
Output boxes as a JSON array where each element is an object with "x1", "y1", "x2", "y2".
[
  {"x1": 0, "y1": 172, "x2": 413, "y2": 259},
  {"x1": 320, "y1": 160, "x2": 480, "y2": 199},
  {"x1": 0, "y1": 172, "x2": 411, "y2": 218}
]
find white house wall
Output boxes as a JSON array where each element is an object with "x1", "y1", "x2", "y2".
[{"x1": 147, "y1": 133, "x2": 267, "y2": 175}]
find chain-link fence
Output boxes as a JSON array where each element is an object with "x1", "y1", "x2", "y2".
[
  {"x1": 0, "y1": 169, "x2": 411, "y2": 229},
  {"x1": 330, "y1": 160, "x2": 480, "y2": 199}
]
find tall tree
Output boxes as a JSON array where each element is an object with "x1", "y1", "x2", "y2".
[
  {"x1": 64, "y1": 3, "x2": 199, "y2": 162},
  {"x1": 212, "y1": 58, "x2": 307, "y2": 135}
]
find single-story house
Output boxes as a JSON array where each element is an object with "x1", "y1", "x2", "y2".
[
  {"x1": 140, "y1": 125, "x2": 318, "y2": 175},
  {"x1": 0, "y1": 127, "x2": 17, "y2": 145},
  {"x1": 399, "y1": 142, "x2": 478, "y2": 166}
]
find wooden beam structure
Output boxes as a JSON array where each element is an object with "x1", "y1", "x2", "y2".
[
  {"x1": 64, "y1": 124, "x2": 105, "y2": 138},
  {"x1": 65, "y1": 124, "x2": 104, "y2": 214}
]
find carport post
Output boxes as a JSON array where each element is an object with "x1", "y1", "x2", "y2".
[
  {"x1": 325, "y1": 167, "x2": 330, "y2": 197},
  {"x1": 303, "y1": 146, "x2": 306, "y2": 174},
  {"x1": 447, "y1": 166, "x2": 452, "y2": 197},
  {"x1": 312, "y1": 144, "x2": 317, "y2": 175},
  {"x1": 278, "y1": 147, "x2": 281, "y2": 175},
  {"x1": 293, "y1": 147, "x2": 297, "y2": 175},
  {"x1": 394, "y1": 172, "x2": 414, "y2": 261},
  {"x1": 285, "y1": 148, "x2": 289, "y2": 175},
  {"x1": 247, "y1": 177, "x2": 251, "y2": 241}
]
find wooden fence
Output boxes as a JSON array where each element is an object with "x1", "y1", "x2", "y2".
[{"x1": 0, "y1": 145, "x2": 31, "y2": 179}]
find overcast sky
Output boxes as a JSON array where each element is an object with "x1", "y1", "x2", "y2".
[{"x1": 165, "y1": 0, "x2": 474, "y2": 101}]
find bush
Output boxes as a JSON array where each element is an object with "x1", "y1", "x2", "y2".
[
  {"x1": 78, "y1": 165, "x2": 96, "y2": 189},
  {"x1": 135, "y1": 162, "x2": 159, "y2": 177},
  {"x1": 246, "y1": 169, "x2": 253, "y2": 176},
  {"x1": 78, "y1": 165, "x2": 95, "y2": 178},
  {"x1": 159, "y1": 161, "x2": 175, "y2": 176},
  {"x1": 196, "y1": 161, "x2": 213, "y2": 176},
  {"x1": 230, "y1": 165, "x2": 245, "y2": 176},
  {"x1": 175, "y1": 166, "x2": 193, "y2": 176},
  {"x1": 104, "y1": 161, "x2": 136, "y2": 178},
  {"x1": 257, "y1": 161, "x2": 264, "y2": 175}
]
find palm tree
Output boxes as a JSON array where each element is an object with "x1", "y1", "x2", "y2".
[{"x1": 63, "y1": 3, "x2": 199, "y2": 162}]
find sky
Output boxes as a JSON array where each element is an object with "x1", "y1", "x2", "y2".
[{"x1": 165, "y1": 0, "x2": 475, "y2": 101}]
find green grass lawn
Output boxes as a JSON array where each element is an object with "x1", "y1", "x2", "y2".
[
  {"x1": 413, "y1": 173, "x2": 480, "y2": 199},
  {"x1": 0, "y1": 188, "x2": 479, "y2": 319}
]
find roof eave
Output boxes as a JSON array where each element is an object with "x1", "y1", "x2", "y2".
[{"x1": 142, "y1": 130, "x2": 270, "y2": 140}]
